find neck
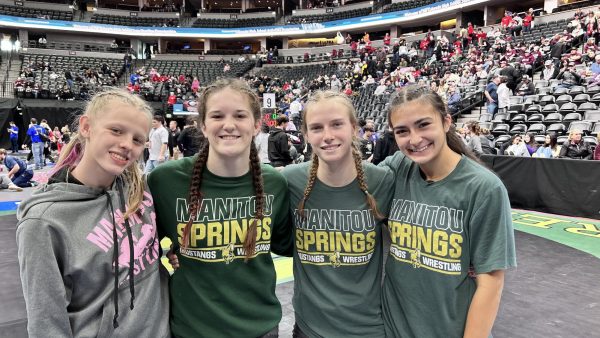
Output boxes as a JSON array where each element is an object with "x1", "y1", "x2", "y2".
[
  {"x1": 70, "y1": 163, "x2": 113, "y2": 189},
  {"x1": 206, "y1": 148, "x2": 251, "y2": 177},
  {"x1": 419, "y1": 146, "x2": 462, "y2": 182},
  {"x1": 316, "y1": 154, "x2": 357, "y2": 187}
]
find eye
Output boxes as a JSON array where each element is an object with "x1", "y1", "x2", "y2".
[
  {"x1": 418, "y1": 122, "x2": 431, "y2": 129},
  {"x1": 133, "y1": 137, "x2": 144, "y2": 145},
  {"x1": 110, "y1": 128, "x2": 122, "y2": 134},
  {"x1": 394, "y1": 129, "x2": 408, "y2": 136},
  {"x1": 309, "y1": 125, "x2": 322, "y2": 132}
]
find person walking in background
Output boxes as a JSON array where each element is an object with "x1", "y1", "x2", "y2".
[
  {"x1": 8, "y1": 121, "x2": 19, "y2": 154},
  {"x1": 144, "y1": 115, "x2": 169, "y2": 174},
  {"x1": 26, "y1": 118, "x2": 45, "y2": 170}
]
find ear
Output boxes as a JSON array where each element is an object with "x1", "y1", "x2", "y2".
[
  {"x1": 442, "y1": 114, "x2": 452, "y2": 133},
  {"x1": 78, "y1": 115, "x2": 91, "y2": 138},
  {"x1": 254, "y1": 119, "x2": 261, "y2": 137}
]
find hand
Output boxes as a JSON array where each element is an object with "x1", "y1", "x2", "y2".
[{"x1": 167, "y1": 244, "x2": 180, "y2": 269}]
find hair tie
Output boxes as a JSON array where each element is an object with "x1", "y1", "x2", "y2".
[{"x1": 363, "y1": 189, "x2": 370, "y2": 195}]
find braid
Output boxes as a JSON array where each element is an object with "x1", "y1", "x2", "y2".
[
  {"x1": 246, "y1": 140, "x2": 264, "y2": 260},
  {"x1": 351, "y1": 143, "x2": 384, "y2": 220},
  {"x1": 297, "y1": 154, "x2": 319, "y2": 218},
  {"x1": 182, "y1": 142, "x2": 210, "y2": 249}
]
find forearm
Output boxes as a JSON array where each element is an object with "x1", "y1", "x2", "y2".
[
  {"x1": 159, "y1": 144, "x2": 167, "y2": 159},
  {"x1": 463, "y1": 270, "x2": 505, "y2": 338}
]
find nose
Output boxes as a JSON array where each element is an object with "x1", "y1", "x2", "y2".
[
  {"x1": 119, "y1": 136, "x2": 134, "y2": 150},
  {"x1": 223, "y1": 115, "x2": 236, "y2": 131},
  {"x1": 322, "y1": 126, "x2": 334, "y2": 141},
  {"x1": 409, "y1": 131, "x2": 422, "y2": 146}
]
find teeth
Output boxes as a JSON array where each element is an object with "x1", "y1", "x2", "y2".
[
  {"x1": 321, "y1": 145, "x2": 339, "y2": 150},
  {"x1": 111, "y1": 153, "x2": 127, "y2": 161},
  {"x1": 221, "y1": 136, "x2": 238, "y2": 140},
  {"x1": 410, "y1": 144, "x2": 430, "y2": 152}
]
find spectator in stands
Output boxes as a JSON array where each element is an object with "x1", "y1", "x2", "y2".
[
  {"x1": 501, "y1": 11, "x2": 513, "y2": 32},
  {"x1": 590, "y1": 55, "x2": 600, "y2": 75},
  {"x1": 359, "y1": 125, "x2": 375, "y2": 161},
  {"x1": 383, "y1": 33, "x2": 391, "y2": 46},
  {"x1": 268, "y1": 114, "x2": 293, "y2": 167},
  {"x1": 550, "y1": 37, "x2": 567, "y2": 60},
  {"x1": 465, "y1": 121, "x2": 483, "y2": 156},
  {"x1": 542, "y1": 60, "x2": 559, "y2": 80},
  {"x1": 485, "y1": 74, "x2": 501, "y2": 115},
  {"x1": 505, "y1": 134, "x2": 530, "y2": 157},
  {"x1": 38, "y1": 36, "x2": 46, "y2": 48},
  {"x1": 515, "y1": 75, "x2": 535, "y2": 96},
  {"x1": 110, "y1": 39, "x2": 118, "y2": 51},
  {"x1": 556, "y1": 62, "x2": 582, "y2": 88},
  {"x1": 565, "y1": 47, "x2": 583, "y2": 65},
  {"x1": 497, "y1": 76, "x2": 511, "y2": 111},
  {"x1": 446, "y1": 84, "x2": 462, "y2": 116},
  {"x1": 533, "y1": 133, "x2": 560, "y2": 158},
  {"x1": 0, "y1": 149, "x2": 33, "y2": 188},
  {"x1": 523, "y1": 8, "x2": 534, "y2": 34},
  {"x1": 330, "y1": 74, "x2": 342, "y2": 92},
  {"x1": 499, "y1": 60, "x2": 520, "y2": 91},
  {"x1": 523, "y1": 133, "x2": 538, "y2": 155},
  {"x1": 559, "y1": 129, "x2": 593, "y2": 159}
]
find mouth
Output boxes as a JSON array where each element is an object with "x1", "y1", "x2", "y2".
[
  {"x1": 320, "y1": 144, "x2": 341, "y2": 151},
  {"x1": 407, "y1": 143, "x2": 432, "y2": 153},
  {"x1": 219, "y1": 135, "x2": 240, "y2": 140},
  {"x1": 110, "y1": 151, "x2": 129, "y2": 163}
]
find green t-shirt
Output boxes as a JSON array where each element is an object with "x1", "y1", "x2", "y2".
[
  {"x1": 282, "y1": 162, "x2": 394, "y2": 338},
  {"x1": 379, "y1": 152, "x2": 517, "y2": 338},
  {"x1": 148, "y1": 156, "x2": 292, "y2": 338}
]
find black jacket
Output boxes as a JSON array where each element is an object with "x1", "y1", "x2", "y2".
[
  {"x1": 177, "y1": 126, "x2": 202, "y2": 157},
  {"x1": 268, "y1": 128, "x2": 292, "y2": 166},
  {"x1": 559, "y1": 141, "x2": 593, "y2": 159},
  {"x1": 372, "y1": 130, "x2": 399, "y2": 165}
]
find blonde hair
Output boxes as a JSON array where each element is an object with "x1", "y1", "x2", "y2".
[
  {"x1": 299, "y1": 90, "x2": 383, "y2": 219},
  {"x1": 55, "y1": 88, "x2": 153, "y2": 219},
  {"x1": 568, "y1": 129, "x2": 583, "y2": 141}
]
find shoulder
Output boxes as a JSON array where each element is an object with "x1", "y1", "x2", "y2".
[
  {"x1": 260, "y1": 164, "x2": 289, "y2": 190},
  {"x1": 281, "y1": 162, "x2": 309, "y2": 180},
  {"x1": 148, "y1": 156, "x2": 195, "y2": 186},
  {"x1": 363, "y1": 162, "x2": 395, "y2": 192}
]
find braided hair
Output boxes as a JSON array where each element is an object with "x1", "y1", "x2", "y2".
[
  {"x1": 181, "y1": 78, "x2": 264, "y2": 261},
  {"x1": 298, "y1": 90, "x2": 383, "y2": 219}
]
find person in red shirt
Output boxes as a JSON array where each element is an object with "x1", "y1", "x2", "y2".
[
  {"x1": 501, "y1": 11, "x2": 512, "y2": 31},
  {"x1": 383, "y1": 33, "x2": 391, "y2": 46},
  {"x1": 167, "y1": 92, "x2": 177, "y2": 105},
  {"x1": 476, "y1": 28, "x2": 487, "y2": 46},
  {"x1": 523, "y1": 9, "x2": 534, "y2": 34}
]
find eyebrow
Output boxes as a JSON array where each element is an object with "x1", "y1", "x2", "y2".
[{"x1": 392, "y1": 117, "x2": 433, "y2": 129}]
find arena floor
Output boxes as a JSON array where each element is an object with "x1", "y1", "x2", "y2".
[{"x1": 1, "y1": 181, "x2": 599, "y2": 338}]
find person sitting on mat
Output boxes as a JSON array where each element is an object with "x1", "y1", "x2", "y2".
[{"x1": 0, "y1": 148, "x2": 34, "y2": 188}]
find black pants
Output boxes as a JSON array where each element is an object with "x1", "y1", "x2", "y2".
[
  {"x1": 292, "y1": 324, "x2": 309, "y2": 338},
  {"x1": 10, "y1": 138, "x2": 18, "y2": 153}
]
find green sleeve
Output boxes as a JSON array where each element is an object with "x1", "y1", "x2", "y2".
[
  {"x1": 268, "y1": 170, "x2": 294, "y2": 257},
  {"x1": 469, "y1": 183, "x2": 517, "y2": 273},
  {"x1": 147, "y1": 170, "x2": 168, "y2": 241}
]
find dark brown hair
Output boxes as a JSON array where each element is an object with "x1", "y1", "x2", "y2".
[
  {"x1": 181, "y1": 78, "x2": 264, "y2": 261},
  {"x1": 298, "y1": 90, "x2": 383, "y2": 220},
  {"x1": 387, "y1": 85, "x2": 478, "y2": 162}
]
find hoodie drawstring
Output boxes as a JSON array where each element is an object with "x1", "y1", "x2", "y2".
[
  {"x1": 116, "y1": 181, "x2": 136, "y2": 311},
  {"x1": 105, "y1": 191, "x2": 120, "y2": 329},
  {"x1": 106, "y1": 178, "x2": 136, "y2": 330}
]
